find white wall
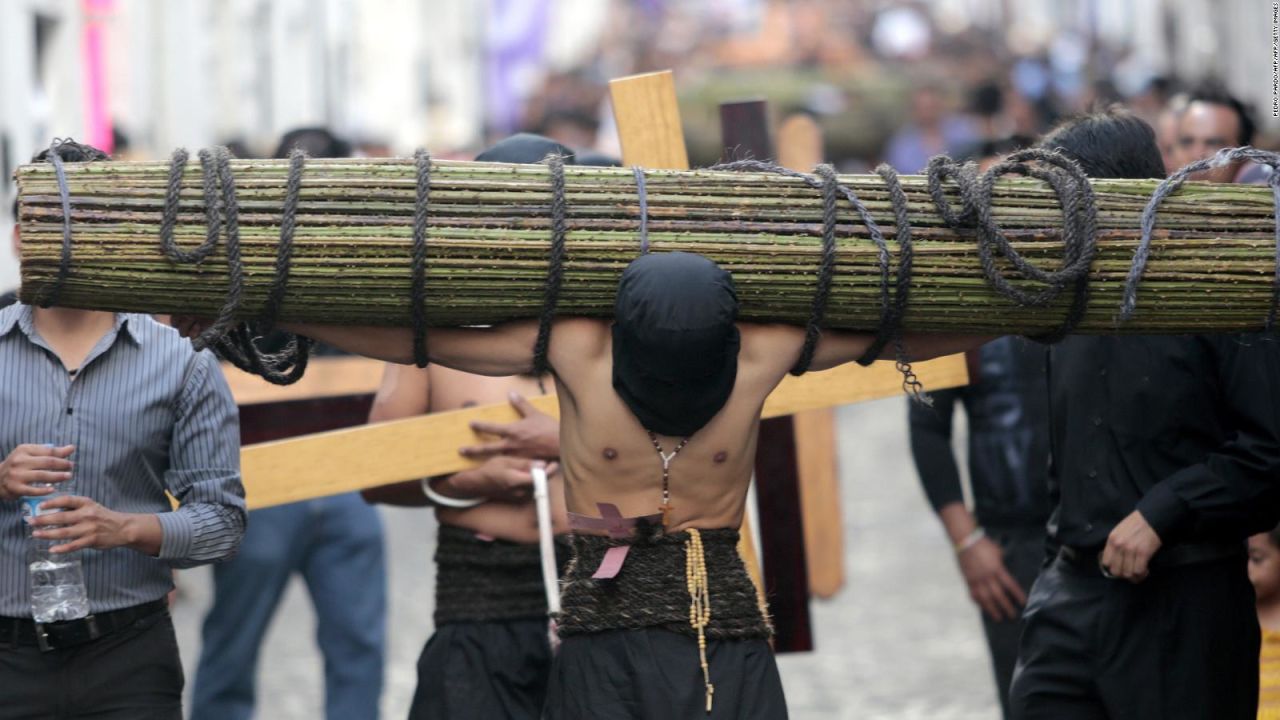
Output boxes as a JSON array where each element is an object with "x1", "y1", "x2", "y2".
[
  {"x1": 1, "y1": 0, "x2": 88, "y2": 294},
  {"x1": 0, "y1": 0, "x2": 501, "y2": 296}
]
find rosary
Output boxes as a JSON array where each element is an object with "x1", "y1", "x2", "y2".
[{"x1": 647, "y1": 430, "x2": 689, "y2": 527}]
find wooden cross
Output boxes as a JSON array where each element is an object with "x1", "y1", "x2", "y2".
[
  {"x1": 233, "y1": 355, "x2": 967, "y2": 505},
  {"x1": 720, "y1": 97, "x2": 815, "y2": 651}
]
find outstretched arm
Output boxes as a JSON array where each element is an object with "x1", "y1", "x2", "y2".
[
  {"x1": 806, "y1": 329, "x2": 992, "y2": 372},
  {"x1": 278, "y1": 320, "x2": 541, "y2": 377}
]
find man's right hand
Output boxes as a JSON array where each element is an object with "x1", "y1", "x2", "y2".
[
  {"x1": 444, "y1": 456, "x2": 559, "y2": 504},
  {"x1": 957, "y1": 536, "x2": 1027, "y2": 622},
  {"x1": 0, "y1": 444, "x2": 75, "y2": 501}
]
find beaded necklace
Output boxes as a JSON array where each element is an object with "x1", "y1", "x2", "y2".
[
  {"x1": 647, "y1": 431, "x2": 714, "y2": 711},
  {"x1": 646, "y1": 430, "x2": 689, "y2": 527}
]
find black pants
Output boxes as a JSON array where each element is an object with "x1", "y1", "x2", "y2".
[
  {"x1": 543, "y1": 628, "x2": 787, "y2": 719},
  {"x1": 0, "y1": 610, "x2": 184, "y2": 719},
  {"x1": 1009, "y1": 553, "x2": 1259, "y2": 719},
  {"x1": 410, "y1": 618, "x2": 554, "y2": 720},
  {"x1": 981, "y1": 525, "x2": 1047, "y2": 720}
]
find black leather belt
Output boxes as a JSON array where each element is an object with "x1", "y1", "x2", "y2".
[
  {"x1": 1058, "y1": 540, "x2": 1245, "y2": 578},
  {"x1": 0, "y1": 599, "x2": 167, "y2": 652}
]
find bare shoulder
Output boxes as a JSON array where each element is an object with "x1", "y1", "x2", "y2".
[
  {"x1": 370, "y1": 362, "x2": 431, "y2": 421},
  {"x1": 549, "y1": 316, "x2": 611, "y2": 363},
  {"x1": 737, "y1": 322, "x2": 804, "y2": 372}
]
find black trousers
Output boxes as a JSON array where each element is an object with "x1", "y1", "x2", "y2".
[
  {"x1": 981, "y1": 525, "x2": 1047, "y2": 720},
  {"x1": 1009, "y1": 553, "x2": 1258, "y2": 719},
  {"x1": 543, "y1": 628, "x2": 787, "y2": 719},
  {"x1": 410, "y1": 618, "x2": 554, "y2": 720},
  {"x1": 0, "y1": 609, "x2": 184, "y2": 719}
]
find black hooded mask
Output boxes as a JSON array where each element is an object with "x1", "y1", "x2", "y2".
[
  {"x1": 475, "y1": 133, "x2": 575, "y2": 164},
  {"x1": 612, "y1": 252, "x2": 740, "y2": 437}
]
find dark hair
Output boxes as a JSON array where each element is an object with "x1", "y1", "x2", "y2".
[
  {"x1": 1269, "y1": 524, "x2": 1280, "y2": 549},
  {"x1": 30, "y1": 138, "x2": 111, "y2": 164},
  {"x1": 968, "y1": 81, "x2": 1004, "y2": 118},
  {"x1": 272, "y1": 127, "x2": 351, "y2": 159},
  {"x1": 14, "y1": 139, "x2": 111, "y2": 220},
  {"x1": 1039, "y1": 108, "x2": 1165, "y2": 180},
  {"x1": 1185, "y1": 82, "x2": 1256, "y2": 146}
]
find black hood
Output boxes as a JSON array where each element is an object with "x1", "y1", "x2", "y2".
[
  {"x1": 475, "y1": 133, "x2": 575, "y2": 164},
  {"x1": 611, "y1": 252, "x2": 740, "y2": 437}
]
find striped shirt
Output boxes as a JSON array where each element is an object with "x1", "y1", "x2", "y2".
[{"x1": 0, "y1": 304, "x2": 245, "y2": 617}]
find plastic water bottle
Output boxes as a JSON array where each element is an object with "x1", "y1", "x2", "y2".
[
  {"x1": 28, "y1": 534, "x2": 89, "y2": 623},
  {"x1": 21, "y1": 453, "x2": 88, "y2": 623}
]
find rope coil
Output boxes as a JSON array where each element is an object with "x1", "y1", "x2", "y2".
[
  {"x1": 1124, "y1": 146, "x2": 1280, "y2": 330},
  {"x1": 155, "y1": 146, "x2": 312, "y2": 384},
  {"x1": 926, "y1": 148, "x2": 1098, "y2": 343}
]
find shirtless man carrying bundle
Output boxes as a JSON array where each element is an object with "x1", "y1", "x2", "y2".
[{"x1": 179, "y1": 227, "x2": 971, "y2": 720}]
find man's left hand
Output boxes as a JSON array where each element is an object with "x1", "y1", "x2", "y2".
[
  {"x1": 1100, "y1": 510, "x2": 1163, "y2": 583},
  {"x1": 30, "y1": 495, "x2": 156, "y2": 555},
  {"x1": 460, "y1": 392, "x2": 560, "y2": 460}
]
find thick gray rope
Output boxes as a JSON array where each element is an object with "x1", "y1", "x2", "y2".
[
  {"x1": 410, "y1": 149, "x2": 432, "y2": 368},
  {"x1": 871, "y1": 164, "x2": 925, "y2": 398},
  {"x1": 701, "y1": 161, "x2": 911, "y2": 376},
  {"x1": 706, "y1": 159, "x2": 918, "y2": 388},
  {"x1": 633, "y1": 166, "x2": 651, "y2": 254},
  {"x1": 787, "y1": 163, "x2": 841, "y2": 375},
  {"x1": 531, "y1": 153, "x2": 569, "y2": 376},
  {"x1": 262, "y1": 148, "x2": 307, "y2": 326},
  {"x1": 1123, "y1": 146, "x2": 1280, "y2": 329},
  {"x1": 926, "y1": 148, "x2": 1097, "y2": 341},
  {"x1": 39, "y1": 145, "x2": 75, "y2": 308},
  {"x1": 158, "y1": 146, "x2": 311, "y2": 384}
]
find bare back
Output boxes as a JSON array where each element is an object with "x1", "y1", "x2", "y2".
[{"x1": 548, "y1": 318, "x2": 804, "y2": 533}]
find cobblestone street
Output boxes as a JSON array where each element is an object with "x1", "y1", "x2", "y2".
[{"x1": 172, "y1": 396, "x2": 1001, "y2": 719}]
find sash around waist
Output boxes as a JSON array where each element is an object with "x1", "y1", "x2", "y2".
[
  {"x1": 433, "y1": 523, "x2": 564, "y2": 625},
  {"x1": 555, "y1": 527, "x2": 773, "y2": 641}
]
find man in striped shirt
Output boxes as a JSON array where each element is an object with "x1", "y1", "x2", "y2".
[{"x1": 0, "y1": 140, "x2": 246, "y2": 719}]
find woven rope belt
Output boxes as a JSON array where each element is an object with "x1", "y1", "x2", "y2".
[
  {"x1": 556, "y1": 527, "x2": 772, "y2": 640},
  {"x1": 433, "y1": 524, "x2": 567, "y2": 625}
]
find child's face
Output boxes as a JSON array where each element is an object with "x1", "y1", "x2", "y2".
[{"x1": 1248, "y1": 533, "x2": 1280, "y2": 601}]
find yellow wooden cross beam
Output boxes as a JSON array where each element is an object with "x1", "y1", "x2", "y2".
[{"x1": 240, "y1": 356, "x2": 968, "y2": 508}]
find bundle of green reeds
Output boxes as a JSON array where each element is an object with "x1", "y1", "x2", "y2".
[{"x1": 13, "y1": 156, "x2": 1279, "y2": 335}]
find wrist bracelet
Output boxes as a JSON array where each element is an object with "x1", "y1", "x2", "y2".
[
  {"x1": 954, "y1": 528, "x2": 986, "y2": 555},
  {"x1": 420, "y1": 477, "x2": 486, "y2": 509}
]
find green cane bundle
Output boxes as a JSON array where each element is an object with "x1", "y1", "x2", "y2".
[{"x1": 13, "y1": 152, "x2": 1280, "y2": 336}]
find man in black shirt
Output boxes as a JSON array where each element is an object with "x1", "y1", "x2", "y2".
[
  {"x1": 1009, "y1": 109, "x2": 1280, "y2": 719},
  {"x1": 909, "y1": 337, "x2": 1051, "y2": 719}
]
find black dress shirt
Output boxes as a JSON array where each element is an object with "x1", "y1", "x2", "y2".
[
  {"x1": 909, "y1": 337, "x2": 1052, "y2": 529},
  {"x1": 1046, "y1": 334, "x2": 1280, "y2": 549}
]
